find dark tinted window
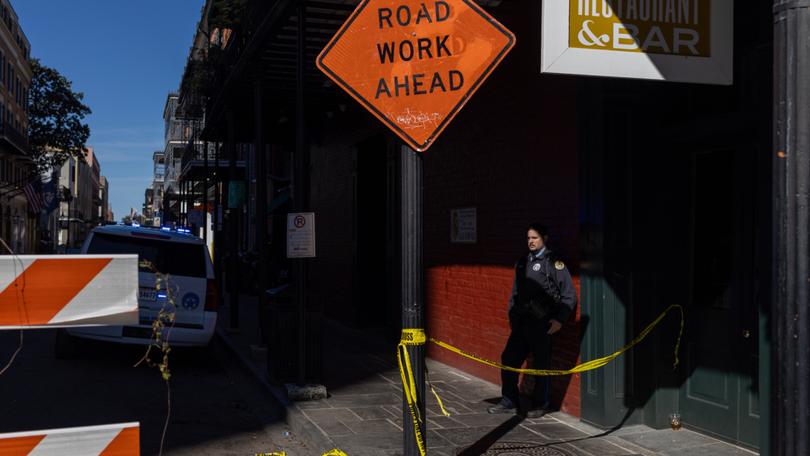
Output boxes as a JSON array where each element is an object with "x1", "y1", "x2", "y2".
[{"x1": 87, "y1": 232, "x2": 205, "y2": 278}]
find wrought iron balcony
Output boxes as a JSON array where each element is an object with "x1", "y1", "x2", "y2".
[{"x1": 0, "y1": 123, "x2": 29, "y2": 155}]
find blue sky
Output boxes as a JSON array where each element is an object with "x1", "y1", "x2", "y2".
[{"x1": 14, "y1": 0, "x2": 204, "y2": 220}]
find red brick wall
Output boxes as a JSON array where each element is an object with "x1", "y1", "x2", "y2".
[{"x1": 426, "y1": 270, "x2": 582, "y2": 416}]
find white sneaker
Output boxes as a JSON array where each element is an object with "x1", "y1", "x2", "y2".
[{"x1": 487, "y1": 397, "x2": 516, "y2": 414}]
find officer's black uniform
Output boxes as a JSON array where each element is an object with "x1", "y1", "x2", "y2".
[{"x1": 500, "y1": 247, "x2": 577, "y2": 410}]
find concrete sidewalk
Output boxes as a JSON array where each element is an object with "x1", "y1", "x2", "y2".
[{"x1": 216, "y1": 295, "x2": 757, "y2": 456}]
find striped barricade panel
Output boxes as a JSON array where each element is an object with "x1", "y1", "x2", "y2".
[
  {"x1": 0, "y1": 255, "x2": 138, "y2": 329},
  {"x1": 0, "y1": 422, "x2": 140, "y2": 455}
]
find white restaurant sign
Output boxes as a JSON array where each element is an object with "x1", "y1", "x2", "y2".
[{"x1": 541, "y1": 0, "x2": 733, "y2": 85}]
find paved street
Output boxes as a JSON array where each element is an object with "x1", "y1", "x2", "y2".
[{"x1": 0, "y1": 329, "x2": 310, "y2": 455}]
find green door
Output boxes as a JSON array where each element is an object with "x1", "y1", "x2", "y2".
[
  {"x1": 580, "y1": 103, "x2": 639, "y2": 427},
  {"x1": 678, "y1": 149, "x2": 759, "y2": 447}
]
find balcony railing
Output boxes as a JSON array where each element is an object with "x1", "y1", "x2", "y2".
[
  {"x1": 204, "y1": 0, "x2": 288, "y2": 116},
  {"x1": 0, "y1": 123, "x2": 28, "y2": 154},
  {"x1": 180, "y1": 142, "x2": 217, "y2": 175}
]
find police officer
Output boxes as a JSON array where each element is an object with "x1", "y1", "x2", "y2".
[{"x1": 488, "y1": 223, "x2": 577, "y2": 417}]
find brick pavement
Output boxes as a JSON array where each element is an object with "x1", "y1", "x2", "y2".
[{"x1": 216, "y1": 295, "x2": 757, "y2": 456}]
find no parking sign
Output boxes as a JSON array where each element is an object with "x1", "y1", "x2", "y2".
[{"x1": 287, "y1": 212, "x2": 316, "y2": 258}]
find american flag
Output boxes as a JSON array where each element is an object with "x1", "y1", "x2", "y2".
[{"x1": 23, "y1": 180, "x2": 43, "y2": 214}]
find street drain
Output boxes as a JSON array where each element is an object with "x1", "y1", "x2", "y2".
[{"x1": 476, "y1": 442, "x2": 574, "y2": 456}]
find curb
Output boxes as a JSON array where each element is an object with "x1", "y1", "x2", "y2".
[{"x1": 214, "y1": 327, "x2": 336, "y2": 454}]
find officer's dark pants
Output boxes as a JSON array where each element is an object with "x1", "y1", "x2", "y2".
[{"x1": 501, "y1": 314, "x2": 552, "y2": 409}]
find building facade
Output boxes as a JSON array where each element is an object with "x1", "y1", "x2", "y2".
[
  {"x1": 180, "y1": 1, "x2": 781, "y2": 452},
  {"x1": 162, "y1": 93, "x2": 200, "y2": 225},
  {"x1": 57, "y1": 147, "x2": 102, "y2": 251},
  {"x1": 150, "y1": 151, "x2": 164, "y2": 226},
  {"x1": 99, "y1": 175, "x2": 111, "y2": 223},
  {"x1": 0, "y1": 0, "x2": 34, "y2": 254},
  {"x1": 142, "y1": 187, "x2": 153, "y2": 225}
]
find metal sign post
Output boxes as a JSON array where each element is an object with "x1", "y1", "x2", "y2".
[
  {"x1": 294, "y1": 0, "x2": 309, "y2": 385},
  {"x1": 773, "y1": 2, "x2": 810, "y2": 454},
  {"x1": 401, "y1": 146, "x2": 425, "y2": 455}
]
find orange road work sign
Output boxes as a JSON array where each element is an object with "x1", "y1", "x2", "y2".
[
  {"x1": 317, "y1": 0, "x2": 515, "y2": 152},
  {"x1": 0, "y1": 422, "x2": 139, "y2": 455},
  {"x1": 0, "y1": 255, "x2": 138, "y2": 328}
]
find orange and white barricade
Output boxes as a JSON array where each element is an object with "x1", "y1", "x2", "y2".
[
  {"x1": 0, "y1": 422, "x2": 139, "y2": 455},
  {"x1": 0, "y1": 255, "x2": 138, "y2": 329}
]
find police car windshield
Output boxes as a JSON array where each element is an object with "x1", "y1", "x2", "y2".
[{"x1": 87, "y1": 232, "x2": 206, "y2": 278}]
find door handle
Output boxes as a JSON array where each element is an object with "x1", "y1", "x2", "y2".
[{"x1": 742, "y1": 329, "x2": 751, "y2": 339}]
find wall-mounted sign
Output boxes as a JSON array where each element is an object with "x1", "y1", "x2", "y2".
[
  {"x1": 450, "y1": 207, "x2": 476, "y2": 243},
  {"x1": 317, "y1": 0, "x2": 515, "y2": 152},
  {"x1": 541, "y1": 0, "x2": 733, "y2": 85},
  {"x1": 287, "y1": 212, "x2": 316, "y2": 258}
]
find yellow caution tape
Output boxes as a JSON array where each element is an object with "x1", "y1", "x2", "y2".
[
  {"x1": 425, "y1": 369, "x2": 451, "y2": 418},
  {"x1": 397, "y1": 328, "x2": 428, "y2": 456},
  {"x1": 260, "y1": 449, "x2": 347, "y2": 456},
  {"x1": 395, "y1": 306, "x2": 682, "y2": 456},
  {"x1": 322, "y1": 449, "x2": 348, "y2": 456},
  {"x1": 400, "y1": 328, "x2": 426, "y2": 345},
  {"x1": 431, "y1": 304, "x2": 685, "y2": 376},
  {"x1": 400, "y1": 329, "x2": 450, "y2": 416}
]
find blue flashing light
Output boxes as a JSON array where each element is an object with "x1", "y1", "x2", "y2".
[
  {"x1": 132, "y1": 222, "x2": 140, "y2": 227},
  {"x1": 161, "y1": 227, "x2": 171, "y2": 232}
]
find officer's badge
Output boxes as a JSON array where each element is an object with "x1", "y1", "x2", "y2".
[
  {"x1": 532, "y1": 263, "x2": 541, "y2": 272},
  {"x1": 554, "y1": 260, "x2": 565, "y2": 270}
]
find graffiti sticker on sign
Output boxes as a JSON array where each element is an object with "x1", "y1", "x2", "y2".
[{"x1": 542, "y1": 0, "x2": 733, "y2": 85}]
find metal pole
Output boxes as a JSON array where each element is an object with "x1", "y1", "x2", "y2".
[
  {"x1": 227, "y1": 109, "x2": 240, "y2": 330},
  {"x1": 191, "y1": 179, "x2": 196, "y2": 229},
  {"x1": 401, "y1": 146, "x2": 425, "y2": 455},
  {"x1": 294, "y1": 0, "x2": 308, "y2": 384},
  {"x1": 773, "y1": 2, "x2": 810, "y2": 455},
  {"x1": 255, "y1": 81, "x2": 268, "y2": 342},
  {"x1": 183, "y1": 180, "x2": 187, "y2": 226},
  {"x1": 180, "y1": 180, "x2": 184, "y2": 226},
  {"x1": 181, "y1": 180, "x2": 185, "y2": 226},
  {"x1": 214, "y1": 141, "x2": 223, "y2": 305},
  {"x1": 204, "y1": 140, "x2": 209, "y2": 244}
]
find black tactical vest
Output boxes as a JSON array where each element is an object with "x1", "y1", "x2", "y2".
[{"x1": 514, "y1": 252, "x2": 560, "y2": 320}]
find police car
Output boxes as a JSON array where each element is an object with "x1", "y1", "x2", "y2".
[{"x1": 59, "y1": 224, "x2": 217, "y2": 350}]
